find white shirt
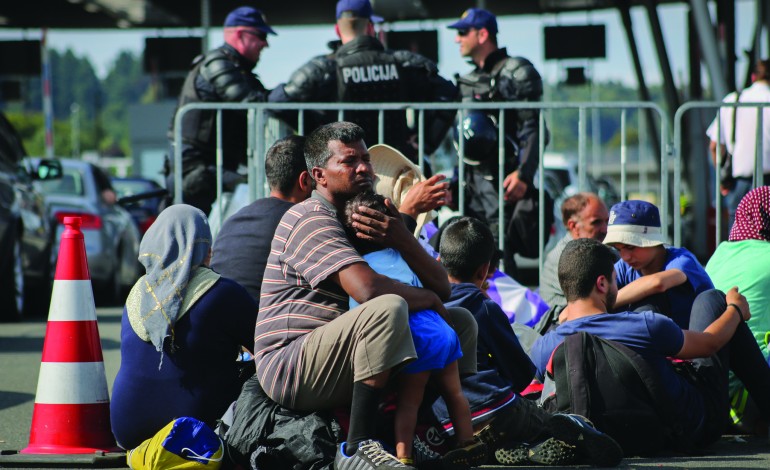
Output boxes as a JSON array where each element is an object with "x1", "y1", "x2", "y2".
[{"x1": 706, "y1": 81, "x2": 770, "y2": 177}]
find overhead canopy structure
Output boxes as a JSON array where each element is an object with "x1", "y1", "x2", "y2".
[{"x1": 1, "y1": 0, "x2": 686, "y2": 29}]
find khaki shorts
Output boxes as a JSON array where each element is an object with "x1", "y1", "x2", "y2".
[{"x1": 293, "y1": 294, "x2": 477, "y2": 410}]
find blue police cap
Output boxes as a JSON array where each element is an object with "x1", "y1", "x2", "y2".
[
  {"x1": 336, "y1": 0, "x2": 383, "y2": 23},
  {"x1": 224, "y1": 6, "x2": 276, "y2": 35},
  {"x1": 603, "y1": 200, "x2": 666, "y2": 247},
  {"x1": 447, "y1": 8, "x2": 498, "y2": 35}
]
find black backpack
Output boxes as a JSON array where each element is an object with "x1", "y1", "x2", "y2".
[{"x1": 540, "y1": 332, "x2": 685, "y2": 456}]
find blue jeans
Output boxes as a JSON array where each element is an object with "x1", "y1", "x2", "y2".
[{"x1": 725, "y1": 177, "x2": 753, "y2": 230}]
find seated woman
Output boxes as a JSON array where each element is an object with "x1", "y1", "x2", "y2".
[
  {"x1": 706, "y1": 186, "x2": 770, "y2": 431},
  {"x1": 601, "y1": 200, "x2": 713, "y2": 329},
  {"x1": 110, "y1": 204, "x2": 258, "y2": 449}
]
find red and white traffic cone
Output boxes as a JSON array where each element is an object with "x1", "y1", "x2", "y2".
[{"x1": 22, "y1": 216, "x2": 117, "y2": 454}]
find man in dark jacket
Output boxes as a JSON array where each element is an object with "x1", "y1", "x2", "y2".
[
  {"x1": 269, "y1": 0, "x2": 457, "y2": 167},
  {"x1": 448, "y1": 8, "x2": 548, "y2": 273},
  {"x1": 168, "y1": 6, "x2": 276, "y2": 213}
]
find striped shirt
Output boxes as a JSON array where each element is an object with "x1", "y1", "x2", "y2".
[{"x1": 254, "y1": 195, "x2": 364, "y2": 407}]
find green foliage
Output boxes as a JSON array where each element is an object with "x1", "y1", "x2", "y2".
[{"x1": 3, "y1": 47, "x2": 152, "y2": 157}]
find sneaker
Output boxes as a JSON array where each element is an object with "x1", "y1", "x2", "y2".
[
  {"x1": 411, "y1": 435, "x2": 442, "y2": 468},
  {"x1": 475, "y1": 396, "x2": 550, "y2": 447},
  {"x1": 335, "y1": 440, "x2": 416, "y2": 469},
  {"x1": 494, "y1": 437, "x2": 577, "y2": 466},
  {"x1": 548, "y1": 414, "x2": 623, "y2": 467},
  {"x1": 439, "y1": 438, "x2": 488, "y2": 470}
]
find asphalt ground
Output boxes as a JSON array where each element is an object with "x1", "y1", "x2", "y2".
[{"x1": 2, "y1": 305, "x2": 769, "y2": 469}]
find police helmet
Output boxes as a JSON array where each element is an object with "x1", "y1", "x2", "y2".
[{"x1": 453, "y1": 111, "x2": 517, "y2": 165}]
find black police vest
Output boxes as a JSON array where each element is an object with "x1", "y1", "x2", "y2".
[{"x1": 335, "y1": 50, "x2": 410, "y2": 152}]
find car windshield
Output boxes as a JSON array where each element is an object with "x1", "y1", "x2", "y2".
[
  {"x1": 111, "y1": 180, "x2": 153, "y2": 198},
  {"x1": 38, "y1": 168, "x2": 84, "y2": 196}
]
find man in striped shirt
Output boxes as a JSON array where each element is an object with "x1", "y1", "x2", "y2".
[{"x1": 254, "y1": 121, "x2": 477, "y2": 469}]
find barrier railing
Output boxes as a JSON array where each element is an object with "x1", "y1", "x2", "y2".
[
  {"x1": 173, "y1": 101, "x2": 669, "y2": 274},
  {"x1": 673, "y1": 101, "x2": 770, "y2": 247}
]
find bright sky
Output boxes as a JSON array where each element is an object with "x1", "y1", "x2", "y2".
[{"x1": 0, "y1": 2, "x2": 763, "y2": 90}]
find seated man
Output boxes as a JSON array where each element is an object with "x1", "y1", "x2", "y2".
[
  {"x1": 531, "y1": 238, "x2": 770, "y2": 449},
  {"x1": 440, "y1": 216, "x2": 622, "y2": 467},
  {"x1": 539, "y1": 192, "x2": 609, "y2": 312},
  {"x1": 211, "y1": 135, "x2": 312, "y2": 301},
  {"x1": 603, "y1": 200, "x2": 713, "y2": 329},
  {"x1": 254, "y1": 122, "x2": 477, "y2": 470}
]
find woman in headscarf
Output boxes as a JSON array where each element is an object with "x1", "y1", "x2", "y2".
[
  {"x1": 706, "y1": 186, "x2": 770, "y2": 432},
  {"x1": 110, "y1": 204, "x2": 258, "y2": 449}
]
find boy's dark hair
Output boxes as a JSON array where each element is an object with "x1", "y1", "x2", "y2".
[
  {"x1": 439, "y1": 216, "x2": 495, "y2": 280},
  {"x1": 558, "y1": 238, "x2": 616, "y2": 302},
  {"x1": 304, "y1": 121, "x2": 366, "y2": 176},
  {"x1": 265, "y1": 135, "x2": 307, "y2": 195},
  {"x1": 342, "y1": 191, "x2": 387, "y2": 255}
]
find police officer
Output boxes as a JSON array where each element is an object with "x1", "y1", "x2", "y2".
[
  {"x1": 269, "y1": 0, "x2": 458, "y2": 167},
  {"x1": 168, "y1": 6, "x2": 276, "y2": 214},
  {"x1": 448, "y1": 8, "x2": 549, "y2": 274}
]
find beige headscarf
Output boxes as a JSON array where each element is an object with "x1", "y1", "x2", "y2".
[{"x1": 126, "y1": 204, "x2": 220, "y2": 362}]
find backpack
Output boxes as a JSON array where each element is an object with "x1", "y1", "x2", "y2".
[{"x1": 539, "y1": 332, "x2": 685, "y2": 456}]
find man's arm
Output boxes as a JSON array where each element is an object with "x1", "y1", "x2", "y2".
[
  {"x1": 200, "y1": 51, "x2": 268, "y2": 102},
  {"x1": 615, "y1": 269, "x2": 687, "y2": 306},
  {"x1": 331, "y1": 263, "x2": 448, "y2": 316},
  {"x1": 353, "y1": 199, "x2": 451, "y2": 300},
  {"x1": 676, "y1": 287, "x2": 749, "y2": 359}
]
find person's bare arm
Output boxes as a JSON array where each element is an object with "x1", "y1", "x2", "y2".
[
  {"x1": 709, "y1": 140, "x2": 718, "y2": 168},
  {"x1": 676, "y1": 287, "x2": 749, "y2": 359},
  {"x1": 615, "y1": 269, "x2": 687, "y2": 306},
  {"x1": 352, "y1": 199, "x2": 451, "y2": 300},
  {"x1": 398, "y1": 174, "x2": 449, "y2": 219},
  {"x1": 330, "y1": 262, "x2": 449, "y2": 318}
]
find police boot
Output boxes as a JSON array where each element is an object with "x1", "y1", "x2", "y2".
[{"x1": 475, "y1": 395, "x2": 550, "y2": 447}]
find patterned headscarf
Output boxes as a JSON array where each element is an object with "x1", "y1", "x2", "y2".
[
  {"x1": 729, "y1": 186, "x2": 770, "y2": 242},
  {"x1": 128, "y1": 204, "x2": 217, "y2": 356}
]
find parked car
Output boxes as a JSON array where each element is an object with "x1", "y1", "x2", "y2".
[
  {"x1": 0, "y1": 113, "x2": 62, "y2": 321},
  {"x1": 110, "y1": 176, "x2": 165, "y2": 236},
  {"x1": 34, "y1": 158, "x2": 142, "y2": 305}
]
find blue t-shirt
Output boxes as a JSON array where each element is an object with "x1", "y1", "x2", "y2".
[
  {"x1": 350, "y1": 248, "x2": 462, "y2": 374},
  {"x1": 615, "y1": 246, "x2": 714, "y2": 328},
  {"x1": 531, "y1": 311, "x2": 706, "y2": 437}
]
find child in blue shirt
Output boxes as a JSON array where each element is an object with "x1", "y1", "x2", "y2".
[
  {"x1": 602, "y1": 200, "x2": 713, "y2": 329},
  {"x1": 343, "y1": 191, "x2": 480, "y2": 466}
]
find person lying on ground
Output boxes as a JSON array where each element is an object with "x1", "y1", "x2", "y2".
[{"x1": 111, "y1": 204, "x2": 258, "y2": 450}]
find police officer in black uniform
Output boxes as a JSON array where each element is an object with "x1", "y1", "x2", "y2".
[
  {"x1": 448, "y1": 8, "x2": 550, "y2": 275},
  {"x1": 168, "y1": 6, "x2": 276, "y2": 214},
  {"x1": 269, "y1": 0, "x2": 457, "y2": 167}
]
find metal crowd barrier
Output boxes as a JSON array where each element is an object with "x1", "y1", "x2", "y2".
[
  {"x1": 673, "y1": 101, "x2": 770, "y2": 247},
  {"x1": 173, "y1": 101, "x2": 669, "y2": 274}
]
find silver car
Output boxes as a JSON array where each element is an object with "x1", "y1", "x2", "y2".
[{"x1": 34, "y1": 158, "x2": 141, "y2": 305}]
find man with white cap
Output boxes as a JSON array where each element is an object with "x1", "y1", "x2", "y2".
[
  {"x1": 602, "y1": 200, "x2": 713, "y2": 329},
  {"x1": 168, "y1": 6, "x2": 276, "y2": 214}
]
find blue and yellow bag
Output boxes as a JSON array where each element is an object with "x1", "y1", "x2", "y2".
[{"x1": 128, "y1": 417, "x2": 223, "y2": 470}]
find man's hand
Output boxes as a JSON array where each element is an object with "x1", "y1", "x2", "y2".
[
  {"x1": 352, "y1": 198, "x2": 411, "y2": 250},
  {"x1": 399, "y1": 174, "x2": 449, "y2": 218},
  {"x1": 725, "y1": 286, "x2": 750, "y2": 322},
  {"x1": 503, "y1": 170, "x2": 528, "y2": 202}
]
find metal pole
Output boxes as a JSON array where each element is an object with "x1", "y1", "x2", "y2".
[
  {"x1": 70, "y1": 103, "x2": 80, "y2": 158},
  {"x1": 620, "y1": 109, "x2": 627, "y2": 200},
  {"x1": 755, "y1": 107, "x2": 763, "y2": 187},
  {"x1": 247, "y1": 109, "x2": 256, "y2": 201},
  {"x1": 418, "y1": 109, "x2": 425, "y2": 174},
  {"x1": 538, "y1": 111, "x2": 546, "y2": 276},
  {"x1": 458, "y1": 111, "x2": 465, "y2": 215},
  {"x1": 689, "y1": 0, "x2": 729, "y2": 100},
  {"x1": 715, "y1": 108, "x2": 722, "y2": 244},
  {"x1": 216, "y1": 110, "x2": 223, "y2": 217},
  {"x1": 201, "y1": 0, "x2": 210, "y2": 52},
  {"x1": 578, "y1": 107, "x2": 588, "y2": 191},
  {"x1": 497, "y1": 109, "x2": 505, "y2": 270}
]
